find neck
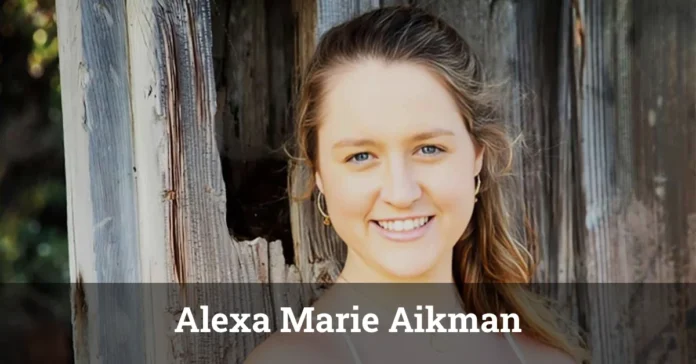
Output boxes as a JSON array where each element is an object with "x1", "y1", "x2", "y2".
[
  {"x1": 335, "y1": 249, "x2": 465, "y2": 314},
  {"x1": 338, "y1": 249, "x2": 455, "y2": 284}
]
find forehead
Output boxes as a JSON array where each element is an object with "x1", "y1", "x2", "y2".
[{"x1": 319, "y1": 59, "x2": 466, "y2": 140}]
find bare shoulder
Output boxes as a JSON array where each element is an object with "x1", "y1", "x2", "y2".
[
  {"x1": 509, "y1": 333, "x2": 579, "y2": 364},
  {"x1": 244, "y1": 331, "x2": 348, "y2": 364}
]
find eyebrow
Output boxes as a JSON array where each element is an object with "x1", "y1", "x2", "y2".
[{"x1": 332, "y1": 128, "x2": 455, "y2": 149}]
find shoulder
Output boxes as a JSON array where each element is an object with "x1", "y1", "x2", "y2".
[
  {"x1": 244, "y1": 331, "x2": 348, "y2": 364},
  {"x1": 508, "y1": 333, "x2": 579, "y2": 364}
]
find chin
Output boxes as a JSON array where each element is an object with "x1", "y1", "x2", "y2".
[{"x1": 374, "y1": 247, "x2": 446, "y2": 281}]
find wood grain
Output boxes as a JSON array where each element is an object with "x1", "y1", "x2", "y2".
[
  {"x1": 57, "y1": 0, "x2": 316, "y2": 363},
  {"x1": 55, "y1": 2, "x2": 93, "y2": 364},
  {"x1": 58, "y1": 0, "x2": 696, "y2": 362},
  {"x1": 57, "y1": 1, "x2": 148, "y2": 363},
  {"x1": 572, "y1": 0, "x2": 696, "y2": 362}
]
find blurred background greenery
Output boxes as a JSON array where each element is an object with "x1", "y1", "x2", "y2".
[
  {"x1": 0, "y1": 0, "x2": 72, "y2": 362},
  {"x1": 0, "y1": 0, "x2": 67, "y2": 284}
]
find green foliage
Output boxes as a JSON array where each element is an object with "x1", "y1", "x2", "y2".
[
  {"x1": 0, "y1": 181, "x2": 69, "y2": 283},
  {"x1": 2, "y1": 0, "x2": 59, "y2": 78},
  {"x1": 0, "y1": 0, "x2": 67, "y2": 283}
]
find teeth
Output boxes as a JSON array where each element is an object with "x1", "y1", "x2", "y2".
[
  {"x1": 404, "y1": 220, "x2": 414, "y2": 230},
  {"x1": 377, "y1": 217, "x2": 430, "y2": 232}
]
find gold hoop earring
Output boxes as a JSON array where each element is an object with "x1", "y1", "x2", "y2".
[
  {"x1": 317, "y1": 192, "x2": 331, "y2": 226},
  {"x1": 474, "y1": 175, "x2": 481, "y2": 203}
]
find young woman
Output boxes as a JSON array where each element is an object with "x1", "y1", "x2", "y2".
[{"x1": 246, "y1": 5, "x2": 587, "y2": 364}]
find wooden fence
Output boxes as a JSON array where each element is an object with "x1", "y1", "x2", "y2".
[{"x1": 55, "y1": 0, "x2": 695, "y2": 363}]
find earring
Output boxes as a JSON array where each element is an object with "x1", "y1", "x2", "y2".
[
  {"x1": 317, "y1": 192, "x2": 331, "y2": 226},
  {"x1": 474, "y1": 175, "x2": 481, "y2": 203}
]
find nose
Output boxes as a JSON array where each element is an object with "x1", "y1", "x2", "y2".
[{"x1": 379, "y1": 158, "x2": 422, "y2": 208}]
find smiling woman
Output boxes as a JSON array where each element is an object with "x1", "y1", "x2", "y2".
[
  {"x1": 246, "y1": 5, "x2": 588, "y2": 364},
  {"x1": 316, "y1": 59, "x2": 482, "y2": 282}
]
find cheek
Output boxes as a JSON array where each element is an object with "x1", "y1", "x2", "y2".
[
  {"x1": 422, "y1": 163, "x2": 475, "y2": 213},
  {"x1": 323, "y1": 167, "x2": 378, "y2": 220}
]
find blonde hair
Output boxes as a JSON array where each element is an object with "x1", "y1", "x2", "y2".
[{"x1": 291, "y1": 5, "x2": 588, "y2": 362}]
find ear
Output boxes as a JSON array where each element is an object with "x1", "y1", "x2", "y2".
[
  {"x1": 315, "y1": 171, "x2": 324, "y2": 194},
  {"x1": 474, "y1": 144, "x2": 485, "y2": 176}
]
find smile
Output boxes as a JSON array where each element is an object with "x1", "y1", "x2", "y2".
[
  {"x1": 376, "y1": 217, "x2": 431, "y2": 231},
  {"x1": 371, "y1": 216, "x2": 434, "y2": 242}
]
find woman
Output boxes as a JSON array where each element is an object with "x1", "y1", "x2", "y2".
[{"x1": 247, "y1": 5, "x2": 587, "y2": 363}]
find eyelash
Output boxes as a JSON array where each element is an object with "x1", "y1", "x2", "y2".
[
  {"x1": 346, "y1": 145, "x2": 445, "y2": 163},
  {"x1": 419, "y1": 145, "x2": 444, "y2": 155},
  {"x1": 348, "y1": 152, "x2": 372, "y2": 163}
]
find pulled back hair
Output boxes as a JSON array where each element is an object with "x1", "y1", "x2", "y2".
[{"x1": 292, "y1": 5, "x2": 588, "y2": 362}]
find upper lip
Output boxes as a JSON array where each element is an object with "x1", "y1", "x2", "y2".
[{"x1": 371, "y1": 215, "x2": 433, "y2": 222}]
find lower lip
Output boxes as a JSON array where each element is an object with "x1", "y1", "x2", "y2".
[{"x1": 371, "y1": 217, "x2": 434, "y2": 242}]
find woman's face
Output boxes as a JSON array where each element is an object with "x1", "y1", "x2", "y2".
[{"x1": 315, "y1": 59, "x2": 484, "y2": 281}]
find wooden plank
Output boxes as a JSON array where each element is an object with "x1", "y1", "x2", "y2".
[
  {"x1": 128, "y1": 1, "x2": 286, "y2": 361},
  {"x1": 626, "y1": 2, "x2": 696, "y2": 363},
  {"x1": 571, "y1": 2, "x2": 640, "y2": 362},
  {"x1": 417, "y1": 0, "x2": 500, "y2": 65},
  {"x1": 575, "y1": 0, "x2": 623, "y2": 284},
  {"x1": 213, "y1": 0, "x2": 297, "y2": 249},
  {"x1": 315, "y1": 0, "x2": 378, "y2": 36},
  {"x1": 163, "y1": 0, "x2": 236, "y2": 282},
  {"x1": 80, "y1": 0, "x2": 141, "y2": 285},
  {"x1": 573, "y1": 54, "x2": 631, "y2": 354},
  {"x1": 56, "y1": 1, "x2": 148, "y2": 363},
  {"x1": 213, "y1": 0, "x2": 297, "y2": 160},
  {"x1": 55, "y1": 2, "x2": 94, "y2": 364},
  {"x1": 628, "y1": 0, "x2": 696, "y2": 283},
  {"x1": 509, "y1": 0, "x2": 570, "y2": 287},
  {"x1": 266, "y1": 0, "x2": 297, "y2": 150},
  {"x1": 490, "y1": 0, "x2": 583, "y2": 308},
  {"x1": 572, "y1": 0, "x2": 696, "y2": 362},
  {"x1": 219, "y1": 0, "x2": 270, "y2": 165},
  {"x1": 550, "y1": 0, "x2": 581, "y2": 289},
  {"x1": 132, "y1": 0, "x2": 323, "y2": 360},
  {"x1": 57, "y1": 0, "x2": 312, "y2": 363}
]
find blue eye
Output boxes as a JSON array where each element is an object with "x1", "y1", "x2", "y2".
[
  {"x1": 419, "y1": 145, "x2": 443, "y2": 155},
  {"x1": 349, "y1": 152, "x2": 372, "y2": 163}
]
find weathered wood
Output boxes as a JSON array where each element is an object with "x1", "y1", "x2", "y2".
[
  {"x1": 571, "y1": 5, "x2": 625, "y2": 362},
  {"x1": 54, "y1": 3, "x2": 93, "y2": 364},
  {"x1": 58, "y1": 0, "x2": 696, "y2": 362},
  {"x1": 552, "y1": 0, "x2": 581, "y2": 289},
  {"x1": 56, "y1": 2, "x2": 147, "y2": 363},
  {"x1": 571, "y1": 0, "x2": 696, "y2": 362},
  {"x1": 545, "y1": 0, "x2": 581, "y2": 317},
  {"x1": 212, "y1": 0, "x2": 296, "y2": 248},
  {"x1": 218, "y1": 0, "x2": 270, "y2": 166},
  {"x1": 57, "y1": 0, "x2": 317, "y2": 363},
  {"x1": 627, "y1": 0, "x2": 696, "y2": 283}
]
